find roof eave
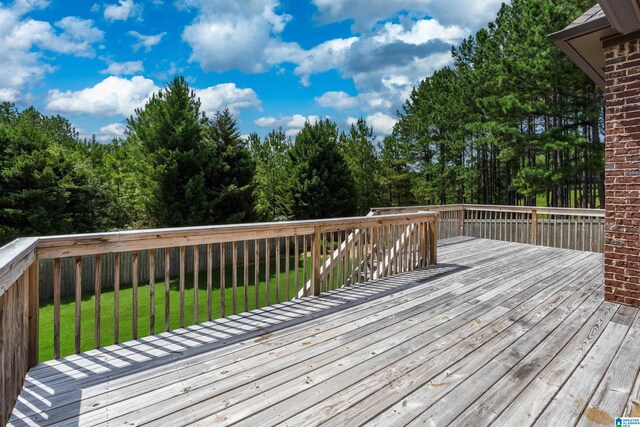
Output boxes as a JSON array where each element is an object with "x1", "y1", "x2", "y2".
[
  {"x1": 549, "y1": 16, "x2": 611, "y2": 90},
  {"x1": 599, "y1": 0, "x2": 640, "y2": 34}
]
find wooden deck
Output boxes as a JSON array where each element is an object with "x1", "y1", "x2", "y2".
[{"x1": 8, "y1": 237, "x2": 640, "y2": 426}]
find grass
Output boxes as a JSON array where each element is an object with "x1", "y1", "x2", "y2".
[{"x1": 38, "y1": 254, "x2": 348, "y2": 362}]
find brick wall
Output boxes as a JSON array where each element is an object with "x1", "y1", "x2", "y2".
[{"x1": 604, "y1": 34, "x2": 640, "y2": 308}]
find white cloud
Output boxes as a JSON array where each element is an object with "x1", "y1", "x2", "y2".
[
  {"x1": 0, "y1": 2, "x2": 105, "y2": 102},
  {"x1": 255, "y1": 116, "x2": 279, "y2": 127},
  {"x1": 103, "y1": 0, "x2": 140, "y2": 21},
  {"x1": 375, "y1": 20, "x2": 467, "y2": 45},
  {"x1": 362, "y1": 112, "x2": 397, "y2": 135},
  {"x1": 0, "y1": 88, "x2": 20, "y2": 102},
  {"x1": 45, "y1": 78, "x2": 261, "y2": 120},
  {"x1": 96, "y1": 122, "x2": 127, "y2": 141},
  {"x1": 182, "y1": 0, "x2": 291, "y2": 73},
  {"x1": 315, "y1": 91, "x2": 392, "y2": 111},
  {"x1": 255, "y1": 114, "x2": 323, "y2": 137},
  {"x1": 100, "y1": 60, "x2": 144, "y2": 75},
  {"x1": 45, "y1": 76, "x2": 159, "y2": 117},
  {"x1": 128, "y1": 30, "x2": 166, "y2": 52},
  {"x1": 311, "y1": 0, "x2": 503, "y2": 30},
  {"x1": 195, "y1": 83, "x2": 262, "y2": 116}
]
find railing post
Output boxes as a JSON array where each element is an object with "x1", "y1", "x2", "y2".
[
  {"x1": 429, "y1": 219, "x2": 438, "y2": 265},
  {"x1": 530, "y1": 209, "x2": 538, "y2": 245},
  {"x1": 312, "y1": 226, "x2": 322, "y2": 296},
  {"x1": 27, "y1": 262, "x2": 39, "y2": 367},
  {"x1": 459, "y1": 207, "x2": 465, "y2": 236}
]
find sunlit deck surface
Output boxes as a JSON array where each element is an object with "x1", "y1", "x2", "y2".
[{"x1": 9, "y1": 237, "x2": 640, "y2": 426}]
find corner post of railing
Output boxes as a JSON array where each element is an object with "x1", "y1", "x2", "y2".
[
  {"x1": 459, "y1": 207, "x2": 466, "y2": 237},
  {"x1": 530, "y1": 208, "x2": 538, "y2": 246},
  {"x1": 429, "y1": 216, "x2": 438, "y2": 265},
  {"x1": 312, "y1": 225, "x2": 322, "y2": 296},
  {"x1": 27, "y1": 261, "x2": 39, "y2": 368}
]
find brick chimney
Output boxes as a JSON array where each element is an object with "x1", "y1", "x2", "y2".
[{"x1": 603, "y1": 34, "x2": 640, "y2": 308}]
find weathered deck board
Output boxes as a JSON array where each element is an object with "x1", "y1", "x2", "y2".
[{"x1": 8, "y1": 237, "x2": 640, "y2": 427}]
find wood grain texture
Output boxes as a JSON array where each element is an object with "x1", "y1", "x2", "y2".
[{"x1": 9, "y1": 238, "x2": 639, "y2": 427}]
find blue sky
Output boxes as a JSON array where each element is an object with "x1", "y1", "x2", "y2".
[{"x1": 0, "y1": 0, "x2": 505, "y2": 141}]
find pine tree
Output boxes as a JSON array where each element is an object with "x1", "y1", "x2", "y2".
[
  {"x1": 203, "y1": 109, "x2": 255, "y2": 224},
  {"x1": 339, "y1": 118, "x2": 381, "y2": 214},
  {"x1": 127, "y1": 76, "x2": 208, "y2": 226},
  {"x1": 250, "y1": 128, "x2": 293, "y2": 221},
  {"x1": 289, "y1": 119, "x2": 356, "y2": 219}
]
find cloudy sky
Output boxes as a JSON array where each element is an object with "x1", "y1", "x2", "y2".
[{"x1": 0, "y1": 0, "x2": 505, "y2": 141}]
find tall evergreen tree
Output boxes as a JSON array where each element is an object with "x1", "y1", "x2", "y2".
[
  {"x1": 127, "y1": 76, "x2": 208, "y2": 226},
  {"x1": 0, "y1": 104, "x2": 109, "y2": 244},
  {"x1": 339, "y1": 118, "x2": 382, "y2": 214},
  {"x1": 203, "y1": 109, "x2": 255, "y2": 224},
  {"x1": 250, "y1": 128, "x2": 292, "y2": 221},
  {"x1": 289, "y1": 119, "x2": 356, "y2": 219}
]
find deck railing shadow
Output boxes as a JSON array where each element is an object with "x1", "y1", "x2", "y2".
[
  {"x1": 1, "y1": 211, "x2": 440, "y2": 424},
  {"x1": 9, "y1": 261, "x2": 465, "y2": 426}
]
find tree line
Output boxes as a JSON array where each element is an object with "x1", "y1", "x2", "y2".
[
  {"x1": 0, "y1": 78, "x2": 385, "y2": 244},
  {"x1": 388, "y1": 0, "x2": 604, "y2": 208},
  {"x1": 0, "y1": 0, "x2": 605, "y2": 245}
]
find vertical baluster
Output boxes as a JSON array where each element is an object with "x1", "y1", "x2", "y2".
[
  {"x1": 255, "y1": 239, "x2": 260, "y2": 307},
  {"x1": 350, "y1": 229, "x2": 357, "y2": 285},
  {"x1": 302, "y1": 235, "x2": 308, "y2": 296},
  {"x1": 358, "y1": 228, "x2": 363, "y2": 283},
  {"x1": 380, "y1": 226, "x2": 386, "y2": 278},
  {"x1": 193, "y1": 245, "x2": 199, "y2": 324},
  {"x1": 335, "y1": 229, "x2": 341, "y2": 288},
  {"x1": 330, "y1": 232, "x2": 335, "y2": 288},
  {"x1": 207, "y1": 244, "x2": 213, "y2": 321},
  {"x1": 410, "y1": 223, "x2": 415, "y2": 269},
  {"x1": 377, "y1": 226, "x2": 383, "y2": 276},
  {"x1": 399, "y1": 225, "x2": 405, "y2": 272},
  {"x1": 53, "y1": 258, "x2": 61, "y2": 358},
  {"x1": 393, "y1": 225, "x2": 398, "y2": 275},
  {"x1": 244, "y1": 241, "x2": 249, "y2": 311},
  {"x1": 164, "y1": 248, "x2": 170, "y2": 332},
  {"x1": 344, "y1": 230, "x2": 350, "y2": 284},
  {"x1": 132, "y1": 251, "x2": 138, "y2": 339},
  {"x1": 599, "y1": 217, "x2": 603, "y2": 252},
  {"x1": 320, "y1": 233, "x2": 325, "y2": 292},
  {"x1": 114, "y1": 252, "x2": 120, "y2": 343},
  {"x1": 74, "y1": 256, "x2": 81, "y2": 354},
  {"x1": 275, "y1": 238, "x2": 280, "y2": 302},
  {"x1": 293, "y1": 236, "x2": 299, "y2": 297},
  {"x1": 149, "y1": 249, "x2": 155, "y2": 335},
  {"x1": 232, "y1": 241, "x2": 238, "y2": 314},
  {"x1": 179, "y1": 246, "x2": 185, "y2": 327},
  {"x1": 485, "y1": 210, "x2": 489, "y2": 239},
  {"x1": 398, "y1": 225, "x2": 404, "y2": 273},
  {"x1": 581, "y1": 216, "x2": 586, "y2": 251},
  {"x1": 560, "y1": 216, "x2": 564, "y2": 248},
  {"x1": 285, "y1": 237, "x2": 290, "y2": 300},
  {"x1": 220, "y1": 243, "x2": 226, "y2": 317},
  {"x1": 94, "y1": 254, "x2": 101, "y2": 350},
  {"x1": 265, "y1": 238, "x2": 270, "y2": 306},
  {"x1": 574, "y1": 215, "x2": 579, "y2": 251},
  {"x1": 589, "y1": 218, "x2": 594, "y2": 252},
  {"x1": 363, "y1": 228, "x2": 369, "y2": 281}
]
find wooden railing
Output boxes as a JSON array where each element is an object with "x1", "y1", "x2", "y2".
[
  {"x1": 372, "y1": 204, "x2": 605, "y2": 252},
  {"x1": 0, "y1": 212, "x2": 437, "y2": 425},
  {"x1": 0, "y1": 238, "x2": 39, "y2": 425}
]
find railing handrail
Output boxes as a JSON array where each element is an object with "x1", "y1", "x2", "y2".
[
  {"x1": 371, "y1": 204, "x2": 605, "y2": 217},
  {"x1": 0, "y1": 237, "x2": 38, "y2": 297},
  {"x1": 35, "y1": 212, "x2": 438, "y2": 260}
]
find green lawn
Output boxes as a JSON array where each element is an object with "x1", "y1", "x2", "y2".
[{"x1": 38, "y1": 254, "x2": 355, "y2": 361}]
